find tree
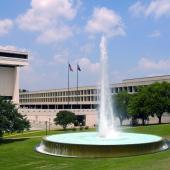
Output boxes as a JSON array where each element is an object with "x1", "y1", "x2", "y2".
[
  {"x1": 128, "y1": 88, "x2": 151, "y2": 126},
  {"x1": 114, "y1": 92, "x2": 130, "y2": 125},
  {"x1": 146, "y1": 82, "x2": 170, "y2": 124},
  {"x1": 0, "y1": 97, "x2": 30, "y2": 137},
  {"x1": 54, "y1": 110, "x2": 76, "y2": 130},
  {"x1": 128, "y1": 82, "x2": 170, "y2": 125}
]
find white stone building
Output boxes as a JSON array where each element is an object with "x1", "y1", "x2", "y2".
[
  {"x1": 0, "y1": 49, "x2": 28, "y2": 104},
  {"x1": 19, "y1": 75, "x2": 170, "y2": 129}
]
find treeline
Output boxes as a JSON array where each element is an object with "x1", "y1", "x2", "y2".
[{"x1": 113, "y1": 82, "x2": 170, "y2": 126}]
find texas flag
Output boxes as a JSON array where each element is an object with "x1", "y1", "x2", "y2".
[
  {"x1": 69, "y1": 63, "x2": 73, "y2": 72},
  {"x1": 77, "y1": 64, "x2": 81, "y2": 71}
]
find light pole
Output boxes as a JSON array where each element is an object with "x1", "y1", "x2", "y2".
[
  {"x1": 49, "y1": 118, "x2": 51, "y2": 132},
  {"x1": 45, "y1": 121, "x2": 47, "y2": 135}
]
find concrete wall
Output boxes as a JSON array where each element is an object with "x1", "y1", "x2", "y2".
[
  {"x1": 19, "y1": 108, "x2": 170, "y2": 130},
  {"x1": 19, "y1": 108, "x2": 97, "y2": 130},
  {"x1": 0, "y1": 66, "x2": 19, "y2": 104},
  {"x1": 12, "y1": 67, "x2": 19, "y2": 104},
  {"x1": 0, "y1": 66, "x2": 15, "y2": 97}
]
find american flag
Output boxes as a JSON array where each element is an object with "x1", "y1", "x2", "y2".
[
  {"x1": 69, "y1": 64, "x2": 73, "y2": 72},
  {"x1": 77, "y1": 64, "x2": 81, "y2": 71}
]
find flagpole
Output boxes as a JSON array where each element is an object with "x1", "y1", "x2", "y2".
[
  {"x1": 68, "y1": 62, "x2": 69, "y2": 105},
  {"x1": 77, "y1": 64, "x2": 78, "y2": 104}
]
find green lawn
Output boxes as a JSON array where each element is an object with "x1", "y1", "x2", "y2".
[{"x1": 0, "y1": 124, "x2": 170, "y2": 170}]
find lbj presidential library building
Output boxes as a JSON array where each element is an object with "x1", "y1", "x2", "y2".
[
  {"x1": 0, "y1": 49, "x2": 170, "y2": 129},
  {"x1": 19, "y1": 75, "x2": 170, "y2": 129}
]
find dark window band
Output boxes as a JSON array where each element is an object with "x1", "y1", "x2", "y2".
[{"x1": 0, "y1": 52, "x2": 28, "y2": 59}]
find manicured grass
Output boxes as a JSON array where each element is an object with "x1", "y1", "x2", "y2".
[
  {"x1": 0, "y1": 124, "x2": 170, "y2": 170},
  {"x1": 4, "y1": 128, "x2": 95, "y2": 139},
  {"x1": 124, "y1": 124, "x2": 170, "y2": 138}
]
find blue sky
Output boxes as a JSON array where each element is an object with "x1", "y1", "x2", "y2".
[{"x1": 0, "y1": 0, "x2": 170, "y2": 90}]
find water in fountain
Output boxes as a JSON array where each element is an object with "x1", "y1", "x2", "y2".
[{"x1": 98, "y1": 35, "x2": 118, "y2": 139}]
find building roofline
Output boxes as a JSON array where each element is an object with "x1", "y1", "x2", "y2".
[
  {"x1": 20, "y1": 74, "x2": 170, "y2": 94},
  {"x1": 0, "y1": 48, "x2": 28, "y2": 55},
  {"x1": 20, "y1": 85, "x2": 97, "y2": 94},
  {"x1": 123, "y1": 74, "x2": 170, "y2": 83}
]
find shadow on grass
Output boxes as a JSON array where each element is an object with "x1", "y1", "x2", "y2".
[{"x1": 0, "y1": 137, "x2": 29, "y2": 145}]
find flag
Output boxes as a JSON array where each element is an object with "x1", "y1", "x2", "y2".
[
  {"x1": 77, "y1": 64, "x2": 81, "y2": 71},
  {"x1": 69, "y1": 63, "x2": 73, "y2": 72}
]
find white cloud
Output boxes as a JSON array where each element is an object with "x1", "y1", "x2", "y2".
[
  {"x1": 53, "y1": 51, "x2": 69, "y2": 64},
  {"x1": 17, "y1": 0, "x2": 77, "y2": 31},
  {"x1": 80, "y1": 43, "x2": 95, "y2": 55},
  {"x1": 149, "y1": 30, "x2": 161, "y2": 38},
  {"x1": 16, "y1": 0, "x2": 79, "y2": 43},
  {"x1": 0, "y1": 19, "x2": 13, "y2": 37},
  {"x1": 138, "y1": 57, "x2": 170, "y2": 70},
  {"x1": 85, "y1": 7, "x2": 125, "y2": 37},
  {"x1": 37, "y1": 26, "x2": 73, "y2": 44},
  {"x1": 129, "y1": 1, "x2": 146, "y2": 17},
  {"x1": 78, "y1": 57, "x2": 100, "y2": 73},
  {"x1": 52, "y1": 54, "x2": 100, "y2": 73},
  {"x1": 129, "y1": 0, "x2": 170, "y2": 18}
]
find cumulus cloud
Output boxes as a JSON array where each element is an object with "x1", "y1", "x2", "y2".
[
  {"x1": 53, "y1": 53, "x2": 100, "y2": 73},
  {"x1": 129, "y1": 0, "x2": 170, "y2": 18},
  {"x1": 129, "y1": 1, "x2": 146, "y2": 17},
  {"x1": 16, "y1": 0, "x2": 79, "y2": 43},
  {"x1": 77, "y1": 57, "x2": 100, "y2": 73},
  {"x1": 0, "y1": 19, "x2": 13, "y2": 37},
  {"x1": 138, "y1": 57, "x2": 170, "y2": 70},
  {"x1": 53, "y1": 51, "x2": 69, "y2": 65},
  {"x1": 37, "y1": 26, "x2": 73, "y2": 44},
  {"x1": 85, "y1": 7, "x2": 125, "y2": 37},
  {"x1": 149, "y1": 30, "x2": 161, "y2": 38}
]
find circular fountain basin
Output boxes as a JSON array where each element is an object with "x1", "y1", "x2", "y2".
[{"x1": 36, "y1": 132, "x2": 168, "y2": 158}]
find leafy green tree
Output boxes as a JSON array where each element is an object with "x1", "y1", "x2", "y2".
[
  {"x1": 0, "y1": 97, "x2": 30, "y2": 137},
  {"x1": 128, "y1": 88, "x2": 151, "y2": 126},
  {"x1": 54, "y1": 110, "x2": 76, "y2": 130},
  {"x1": 114, "y1": 92, "x2": 130, "y2": 125},
  {"x1": 128, "y1": 82, "x2": 170, "y2": 125},
  {"x1": 146, "y1": 82, "x2": 170, "y2": 124}
]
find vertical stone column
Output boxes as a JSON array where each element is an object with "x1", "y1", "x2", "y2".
[{"x1": 12, "y1": 66, "x2": 19, "y2": 104}]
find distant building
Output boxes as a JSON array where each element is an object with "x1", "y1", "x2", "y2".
[
  {"x1": 19, "y1": 75, "x2": 170, "y2": 129},
  {"x1": 0, "y1": 49, "x2": 28, "y2": 103}
]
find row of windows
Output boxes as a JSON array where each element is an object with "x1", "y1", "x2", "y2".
[
  {"x1": 20, "y1": 104, "x2": 98, "y2": 110},
  {"x1": 20, "y1": 89, "x2": 98, "y2": 99},
  {"x1": 20, "y1": 96, "x2": 98, "y2": 103},
  {"x1": 20, "y1": 86, "x2": 138, "y2": 100}
]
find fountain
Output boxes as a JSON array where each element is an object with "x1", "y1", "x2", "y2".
[
  {"x1": 98, "y1": 36, "x2": 118, "y2": 139},
  {"x1": 36, "y1": 36, "x2": 168, "y2": 158}
]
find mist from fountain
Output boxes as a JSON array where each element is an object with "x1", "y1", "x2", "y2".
[{"x1": 98, "y1": 36, "x2": 118, "y2": 139}]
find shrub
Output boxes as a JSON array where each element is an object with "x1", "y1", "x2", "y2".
[
  {"x1": 79, "y1": 126, "x2": 84, "y2": 130},
  {"x1": 84, "y1": 126, "x2": 89, "y2": 130}
]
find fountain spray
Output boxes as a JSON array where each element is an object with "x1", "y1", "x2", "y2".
[{"x1": 98, "y1": 35, "x2": 118, "y2": 138}]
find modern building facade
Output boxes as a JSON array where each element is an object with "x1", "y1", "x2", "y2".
[
  {"x1": 19, "y1": 75, "x2": 170, "y2": 129},
  {"x1": 0, "y1": 49, "x2": 28, "y2": 104}
]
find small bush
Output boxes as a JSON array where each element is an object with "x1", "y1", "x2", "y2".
[
  {"x1": 84, "y1": 126, "x2": 89, "y2": 130},
  {"x1": 79, "y1": 126, "x2": 84, "y2": 130}
]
